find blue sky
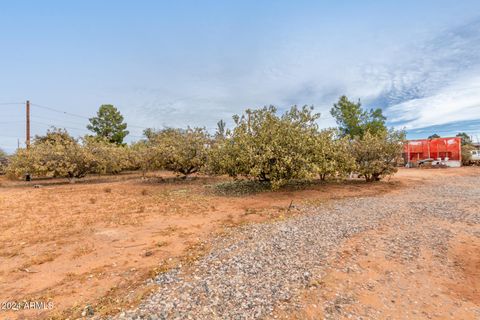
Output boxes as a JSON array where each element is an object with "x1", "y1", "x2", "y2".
[{"x1": 1, "y1": 1, "x2": 480, "y2": 152}]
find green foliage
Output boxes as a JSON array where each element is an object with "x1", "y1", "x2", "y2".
[
  {"x1": 83, "y1": 136, "x2": 132, "y2": 174},
  {"x1": 4, "y1": 99, "x2": 408, "y2": 185},
  {"x1": 7, "y1": 128, "x2": 92, "y2": 180},
  {"x1": 456, "y1": 132, "x2": 472, "y2": 146},
  {"x1": 34, "y1": 127, "x2": 77, "y2": 145},
  {"x1": 87, "y1": 104, "x2": 129, "y2": 145},
  {"x1": 330, "y1": 96, "x2": 386, "y2": 138},
  {"x1": 5, "y1": 148, "x2": 33, "y2": 179},
  {"x1": 0, "y1": 148, "x2": 9, "y2": 175},
  {"x1": 428, "y1": 133, "x2": 440, "y2": 139},
  {"x1": 148, "y1": 127, "x2": 209, "y2": 176},
  {"x1": 129, "y1": 140, "x2": 162, "y2": 175},
  {"x1": 312, "y1": 129, "x2": 356, "y2": 181},
  {"x1": 351, "y1": 130, "x2": 405, "y2": 182},
  {"x1": 6, "y1": 128, "x2": 138, "y2": 180},
  {"x1": 210, "y1": 105, "x2": 320, "y2": 189},
  {"x1": 215, "y1": 119, "x2": 227, "y2": 140},
  {"x1": 143, "y1": 128, "x2": 157, "y2": 141}
]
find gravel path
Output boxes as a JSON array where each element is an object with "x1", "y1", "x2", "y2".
[{"x1": 114, "y1": 174, "x2": 480, "y2": 320}]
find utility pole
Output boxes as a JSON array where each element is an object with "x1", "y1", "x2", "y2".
[
  {"x1": 25, "y1": 100, "x2": 32, "y2": 181},
  {"x1": 26, "y1": 100, "x2": 30, "y2": 148}
]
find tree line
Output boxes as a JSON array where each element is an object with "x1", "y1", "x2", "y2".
[{"x1": 1, "y1": 96, "x2": 406, "y2": 187}]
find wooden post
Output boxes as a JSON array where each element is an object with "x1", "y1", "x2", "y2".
[
  {"x1": 25, "y1": 100, "x2": 32, "y2": 181},
  {"x1": 26, "y1": 100, "x2": 31, "y2": 148}
]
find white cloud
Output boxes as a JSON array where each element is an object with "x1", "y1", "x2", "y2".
[
  {"x1": 387, "y1": 73, "x2": 480, "y2": 129},
  {"x1": 114, "y1": 18, "x2": 480, "y2": 138},
  {"x1": 364, "y1": 18, "x2": 480, "y2": 130}
]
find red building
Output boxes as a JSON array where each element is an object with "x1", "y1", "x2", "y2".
[{"x1": 403, "y1": 137, "x2": 462, "y2": 167}]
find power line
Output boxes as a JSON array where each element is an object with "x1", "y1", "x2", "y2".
[
  {"x1": 29, "y1": 120, "x2": 145, "y2": 139},
  {"x1": 0, "y1": 100, "x2": 147, "y2": 141},
  {"x1": 31, "y1": 120, "x2": 90, "y2": 133},
  {"x1": 0, "y1": 102, "x2": 24, "y2": 106},
  {"x1": 0, "y1": 120, "x2": 24, "y2": 124},
  {"x1": 0, "y1": 114, "x2": 85, "y2": 125},
  {"x1": 0, "y1": 134, "x2": 21, "y2": 138},
  {"x1": 30, "y1": 103, "x2": 91, "y2": 120},
  {"x1": 31, "y1": 116, "x2": 88, "y2": 127},
  {"x1": 30, "y1": 102, "x2": 149, "y2": 129}
]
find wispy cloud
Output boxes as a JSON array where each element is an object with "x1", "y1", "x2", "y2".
[
  {"x1": 117, "y1": 18, "x2": 480, "y2": 138},
  {"x1": 372, "y1": 18, "x2": 480, "y2": 131}
]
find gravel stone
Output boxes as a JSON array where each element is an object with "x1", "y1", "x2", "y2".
[{"x1": 111, "y1": 174, "x2": 479, "y2": 320}]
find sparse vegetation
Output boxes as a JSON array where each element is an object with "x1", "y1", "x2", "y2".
[
  {"x1": 3, "y1": 97, "x2": 406, "y2": 185},
  {"x1": 351, "y1": 130, "x2": 405, "y2": 182}
]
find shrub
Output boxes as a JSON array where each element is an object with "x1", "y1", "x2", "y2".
[
  {"x1": 461, "y1": 144, "x2": 476, "y2": 165},
  {"x1": 351, "y1": 130, "x2": 405, "y2": 182},
  {"x1": 147, "y1": 127, "x2": 209, "y2": 176},
  {"x1": 0, "y1": 148, "x2": 8, "y2": 175},
  {"x1": 83, "y1": 136, "x2": 131, "y2": 174},
  {"x1": 5, "y1": 148, "x2": 33, "y2": 179},
  {"x1": 210, "y1": 105, "x2": 319, "y2": 189},
  {"x1": 129, "y1": 141, "x2": 161, "y2": 176},
  {"x1": 6, "y1": 128, "x2": 93, "y2": 180},
  {"x1": 313, "y1": 129, "x2": 356, "y2": 181}
]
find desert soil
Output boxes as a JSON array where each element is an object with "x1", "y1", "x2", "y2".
[
  {"x1": 114, "y1": 168, "x2": 480, "y2": 320},
  {"x1": 0, "y1": 171, "x2": 400, "y2": 319}
]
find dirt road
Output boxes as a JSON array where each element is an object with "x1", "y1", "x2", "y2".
[
  {"x1": 0, "y1": 172, "x2": 399, "y2": 319},
  {"x1": 117, "y1": 169, "x2": 480, "y2": 319}
]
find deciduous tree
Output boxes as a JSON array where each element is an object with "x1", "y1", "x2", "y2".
[
  {"x1": 456, "y1": 132, "x2": 472, "y2": 146},
  {"x1": 211, "y1": 105, "x2": 319, "y2": 189},
  {"x1": 313, "y1": 129, "x2": 355, "y2": 181},
  {"x1": 351, "y1": 130, "x2": 405, "y2": 182},
  {"x1": 7, "y1": 128, "x2": 93, "y2": 180},
  {"x1": 148, "y1": 127, "x2": 209, "y2": 176}
]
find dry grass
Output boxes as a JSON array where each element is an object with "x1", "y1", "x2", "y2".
[
  {"x1": 0, "y1": 169, "x2": 429, "y2": 319},
  {"x1": 22, "y1": 252, "x2": 59, "y2": 269}
]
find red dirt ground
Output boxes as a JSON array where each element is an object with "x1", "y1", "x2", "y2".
[{"x1": 0, "y1": 171, "x2": 403, "y2": 319}]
